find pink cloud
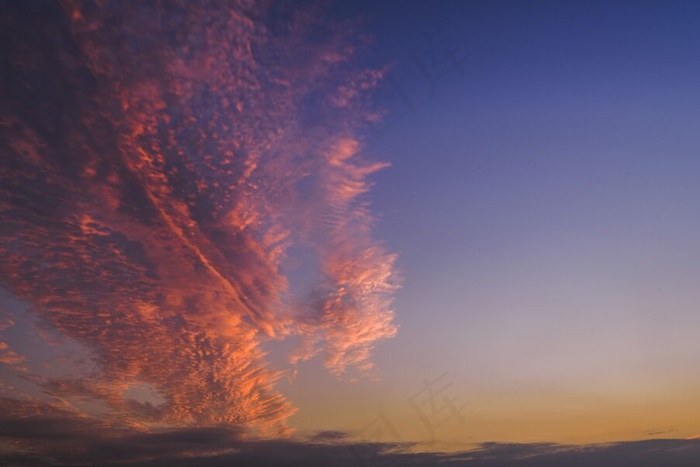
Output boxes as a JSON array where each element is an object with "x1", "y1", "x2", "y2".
[{"x1": 0, "y1": 0, "x2": 399, "y2": 436}]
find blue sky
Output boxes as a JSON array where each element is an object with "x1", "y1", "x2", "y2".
[
  {"x1": 2, "y1": 0, "x2": 700, "y2": 464},
  {"x1": 282, "y1": 0, "x2": 700, "y2": 443}
]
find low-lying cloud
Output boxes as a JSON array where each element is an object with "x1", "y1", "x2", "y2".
[{"x1": 1, "y1": 401, "x2": 699, "y2": 466}]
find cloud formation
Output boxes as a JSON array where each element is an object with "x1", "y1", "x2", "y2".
[
  {"x1": 0, "y1": 0, "x2": 397, "y2": 436},
  {"x1": 1, "y1": 402, "x2": 699, "y2": 467}
]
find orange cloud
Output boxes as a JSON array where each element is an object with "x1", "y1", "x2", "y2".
[
  {"x1": 289, "y1": 139, "x2": 399, "y2": 378},
  {"x1": 0, "y1": 0, "x2": 398, "y2": 436}
]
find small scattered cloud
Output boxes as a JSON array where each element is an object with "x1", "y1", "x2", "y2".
[{"x1": 308, "y1": 430, "x2": 350, "y2": 443}]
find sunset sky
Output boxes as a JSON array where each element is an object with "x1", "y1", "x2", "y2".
[{"x1": 1, "y1": 1, "x2": 700, "y2": 465}]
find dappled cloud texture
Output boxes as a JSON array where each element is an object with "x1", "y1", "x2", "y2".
[{"x1": 0, "y1": 0, "x2": 398, "y2": 435}]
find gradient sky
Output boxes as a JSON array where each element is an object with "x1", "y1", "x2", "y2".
[
  {"x1": 277, "y1": 0, "x2": 700, "y2": 446},
  {"x1": 2, "y1": 0, "x2": 700, "y2": 464}
]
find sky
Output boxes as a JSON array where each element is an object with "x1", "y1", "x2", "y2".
[{"x1": 1, "y1": 0, "x2": 700, "y2": 465}]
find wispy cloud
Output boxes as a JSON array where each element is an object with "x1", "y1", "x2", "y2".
[
  {"x1": 0, "y1": 0, "x2": 397, "y2": 435},
  {"x1": 289, "y1": 138, "x2": 399, "y2": 378}
]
